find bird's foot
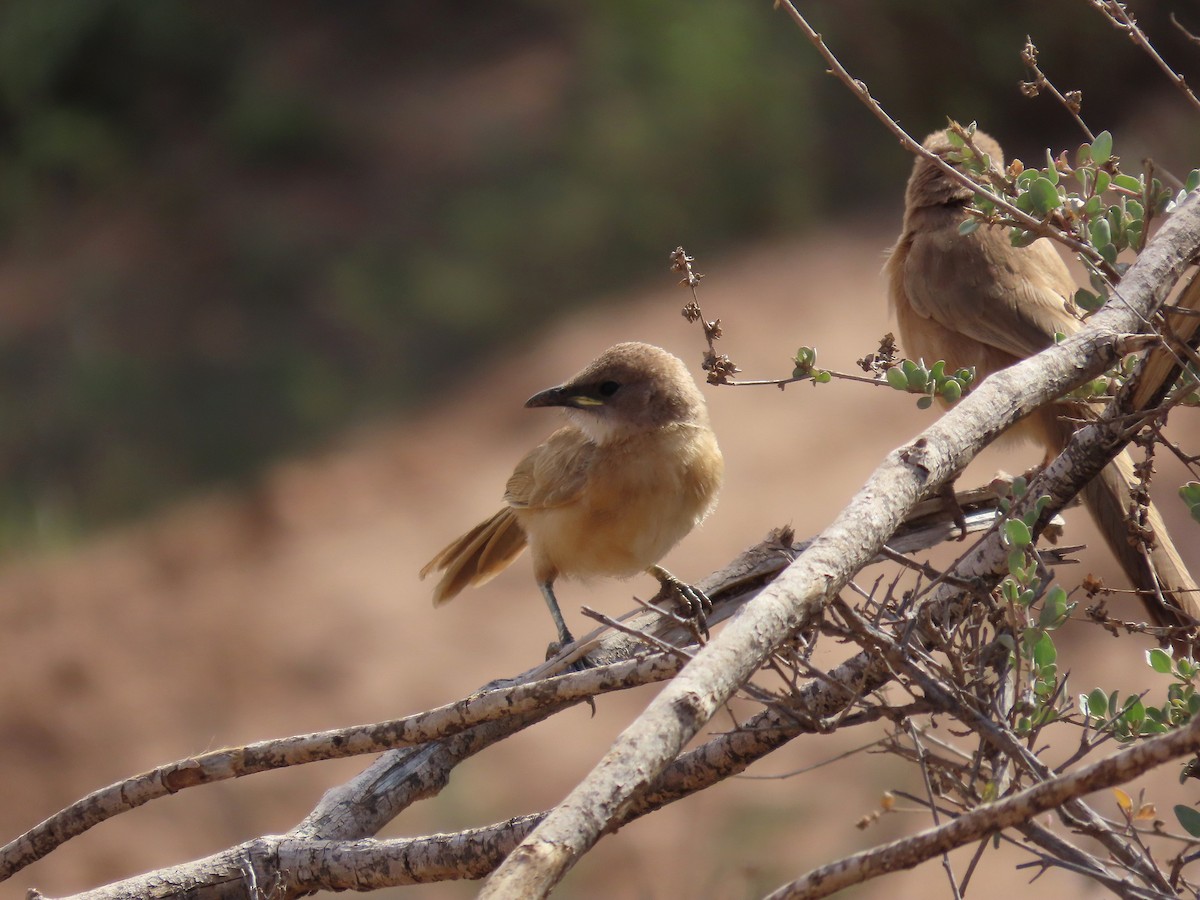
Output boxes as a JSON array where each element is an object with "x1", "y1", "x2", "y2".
[{"x1": 649, "y1": 565, "x2": 712, "y2": 639}]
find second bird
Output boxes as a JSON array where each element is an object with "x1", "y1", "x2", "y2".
[
  {"x1": 420, "y1": 341, "x2": 724, "y2": 658},
  {"x1": 887, "y1": 128, "x2": 1199, "y2": 627}
]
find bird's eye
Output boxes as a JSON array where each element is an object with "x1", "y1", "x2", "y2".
[{"x1": 598, "y1": 380, "x2": 620, "y2": 397}]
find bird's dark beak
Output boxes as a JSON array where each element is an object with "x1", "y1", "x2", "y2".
[{"x1": 525, "y1": 385, "x2": 601, "y2": 409}]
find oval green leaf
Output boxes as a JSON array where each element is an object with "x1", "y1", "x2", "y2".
[
  {"x1": 1005, "y1": 518, "x2": 1032, "y2": 548},
  {"x1": 1148, "y1": 647, "x2": 1173, "y2": 674},
  {"x1": 1175, "y1": 805, "x2": 1200, "y2": 837},
  {"x1": 1029, "y1": 177, "x2": 1062, "y2": 215}
]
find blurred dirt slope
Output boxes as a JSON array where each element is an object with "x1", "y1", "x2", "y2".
[{"x1": 3, "y1": 223, "x2": 1198, "y2": 899}]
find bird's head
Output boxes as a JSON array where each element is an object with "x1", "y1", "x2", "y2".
[
  {"x1": 525, "y1": 342, "x2": 708, "y2": 444},
  {"x1": 906, "y1": 127, "x2": 1006, "y2": 211}
]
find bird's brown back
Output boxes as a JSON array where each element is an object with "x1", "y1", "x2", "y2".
[{"x1": 887, "y1": 128, "x2": 1200, "y2": 629}]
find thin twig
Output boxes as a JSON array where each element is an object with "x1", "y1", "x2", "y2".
[
  {"x1": 775, "y1": 0, "x2": 1111, "y2": 272},
  {"x1": 1088, "y1": 0, "x2": 1200, "y2": 116}
]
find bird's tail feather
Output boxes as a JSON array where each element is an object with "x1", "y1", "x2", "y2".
[
  {"x1": 1047, "y1": 413, "x2": 1200, "y2": 629},
  {"x1": 419, "y1": 509, "x2": 528, "y2": 606},
  {"x1": 1056, "y1": 271, "x2": 1200, "y2": 630},
  {"x1": 1090, "y1": 449, "x2": 1200, "y2": 627}
]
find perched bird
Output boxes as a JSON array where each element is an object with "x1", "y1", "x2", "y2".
[
  {"x1": 886, "y1": 127, "x2": 1199, "y2": 628},
  {"x1": 420, "y1": 341, "x2": 724, "y2": 657}
]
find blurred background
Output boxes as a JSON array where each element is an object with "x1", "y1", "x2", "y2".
[
  {"x1": 2, "y1": 0, "x2": 1197, "y2": 548},
  {"x1": 2, "y1": 2, "x2": 1200, "y2": 898}
]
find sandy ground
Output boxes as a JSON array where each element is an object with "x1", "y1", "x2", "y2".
[{"x1": 3, "y1": 222, "x2": 1199, "y2": 899}]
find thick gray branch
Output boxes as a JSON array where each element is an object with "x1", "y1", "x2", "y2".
[{"x1": 477, "y1": 194, "x2": 1200, "y2": 898}]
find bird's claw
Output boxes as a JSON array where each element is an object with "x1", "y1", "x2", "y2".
[{"x1": 651, "y1": 568, "x2": 712, "y2": 638}]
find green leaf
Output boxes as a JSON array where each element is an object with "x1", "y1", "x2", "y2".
[
  {"x1": 1124, "y1": 697, "x2": 1146, "y2": 726},
  {"x1": 1005, "y1": 519, "x2": 1032, "y2": 548},
  {"x1": 1039, "y1": 585, "x2": 1068, "y2": 628},
  {"x1": 1187, "y1": 169, "x2": 1200, "y2": 194},
  {"x1": 940, "y1": 380, "x2": 962, "y2": 402},
  {"x1": 1090, "y1": 217, "x2": 1112, "y2": 248},
  {"x1": 1095, "y1": 170, "x2": 1111, "y2": 194},
  {"x1": 1029, "y1": 177, "x2": 1062, "y2": 215},
  {"x1": 1010, "y1": 228, "x2": 1038, "y2": 248},
  {"x1": 885, "y1": 367, "x2": 909, "y2": 391},
  {"x1": 813, "y1": 370, "x2": 831, "y2": 384},
  {"x1": 1033, "y1": 631, "x2": 1057, "y2": 667},
  {"x1": 1044, "y1": 149, "x2": 1059, "y2": 184},
  {"x1": 1149, "y1": 647, "x2": 1174, "y2": 674},
  {"x1": 1091, "y1": 130, "x2": 1113, "y2": 164},
  {"x1": 1002, "y1": 575, "x2": 1021, "y2": 601},
  {"x1": 1073, "y1": 288, "x2": 1100, "y2": 312},
  {"x1": 1087, "y1": 687, "x2": 1108, "y2": 717},
  {"x1": 1113, "y1": 173, "x2": 1141, "y2": 192},
  {"x1": 1175, "y1": 805, "x2": 1200, "y2": 837},
  {"x1": 1179, "y1": 482, "x2": 1200, "y2": 508},
  {"x1": 959, "y1": 219, "x2": 981, "y2": 236}
]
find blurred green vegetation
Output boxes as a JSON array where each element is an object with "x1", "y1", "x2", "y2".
[{"x1": 0, "y1": 0, "x2": 1195, "y2": 550}]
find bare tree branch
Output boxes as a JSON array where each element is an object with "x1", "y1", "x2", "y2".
[
  {"x1": 762, "y1": 714, "x2": 1200, "y2": 900},
  {"x1": 1087, "y1": 0, "x2": 1200, "y2": 117},
  {"x1": 775, "y1": 0, "x2": 1112, "y2": 271},
  {"x1": 0, "y1": 655, "x2": 679, "y2": 880},
  {"x1": 476, "y1": 194, "x2": 1200, "y2": 898}
]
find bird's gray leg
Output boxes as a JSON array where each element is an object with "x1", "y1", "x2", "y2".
[{"x1": 539, "y1": 581, "x2": 595, "y2": 670}]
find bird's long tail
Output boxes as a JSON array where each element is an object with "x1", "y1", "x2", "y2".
[
  {"x1": 419, "y1": 508, "x2": 528, "y2": 606},
  {"x1": 1075, "y1": 443, "x2": 1200, "y2": 628},
  {"x1": 1049, "y1": 271, "x2": 1200, "y2": 630}
]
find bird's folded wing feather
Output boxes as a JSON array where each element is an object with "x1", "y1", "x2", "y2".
[
  {"x1": 504, "y1": 426, "x2": 595, "y2": 510},
  {"x1": 904, "y1": 226, "x2": 1080, "y2": 360}
]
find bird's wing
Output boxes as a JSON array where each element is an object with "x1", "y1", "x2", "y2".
[
  {"x1": 504, "y1": 426, "x2": 595, "y2": 510},
  {"x1": 904, "y1": 225, "x2": 1081, "y2": 360}
]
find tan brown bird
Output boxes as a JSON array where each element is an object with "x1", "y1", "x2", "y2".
[
  {"x1": 887, "y1": 128, "x2": 1200, "y2": 628},
  {"x1": 420, "y1": 341, "x2": 724, "y2": 655}
]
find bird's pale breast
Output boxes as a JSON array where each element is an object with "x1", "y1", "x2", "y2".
[{"x1": 518, "y1": 423, "x2": 722, "y2": 581}]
